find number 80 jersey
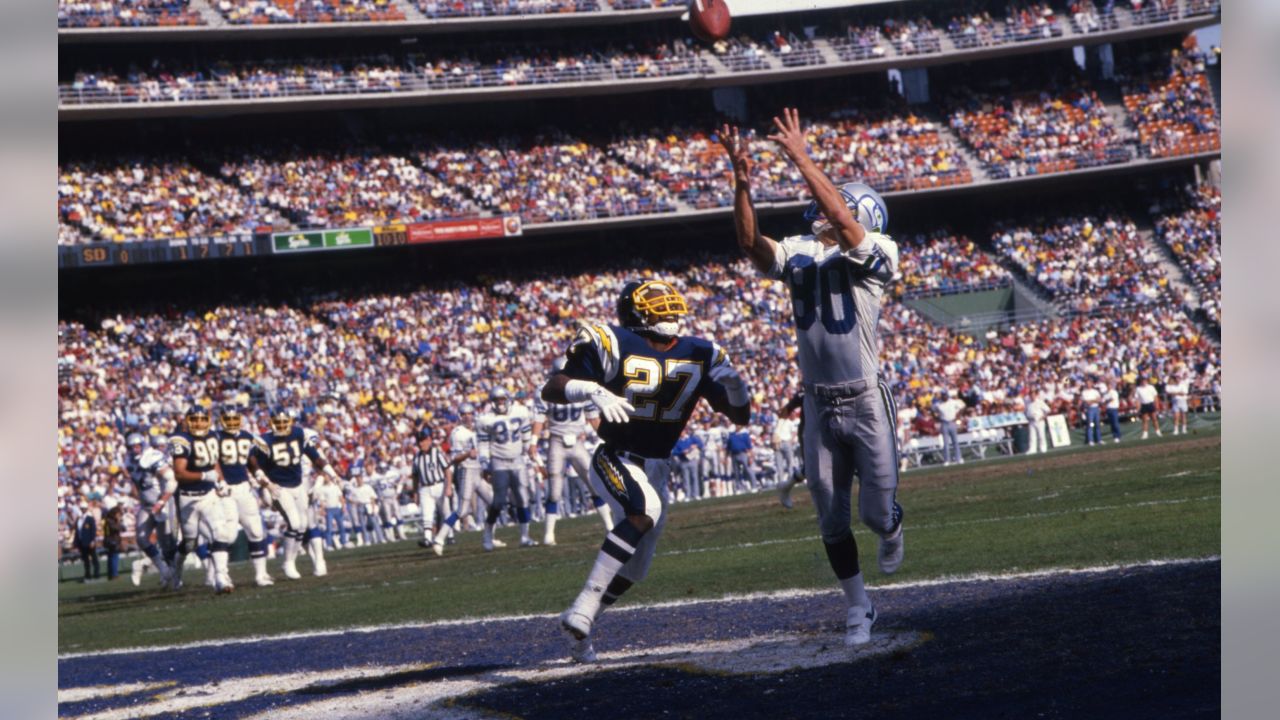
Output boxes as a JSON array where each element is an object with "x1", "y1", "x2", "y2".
[
  {"x1": 768, "y1": 231, "x2": 898, "y2": 386},
  {"x1": 563, "y1": 322, "x2": 736, "y2": 459}
]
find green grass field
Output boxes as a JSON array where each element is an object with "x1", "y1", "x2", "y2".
[{"x1": 58, "y1": 420, "x2": 1220, "y2": 655}]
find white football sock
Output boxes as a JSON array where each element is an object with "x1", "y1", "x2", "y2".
[{"x1": 839, "y1": 572, "x2": 871, "y2": 610}]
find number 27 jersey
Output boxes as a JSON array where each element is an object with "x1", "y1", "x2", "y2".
[
  {"x1": 768, "y1": 231, "x2": 899, "y2": 385},
  {"x1": 563, "y1": 322, "x2": 735, "y2": 459}
]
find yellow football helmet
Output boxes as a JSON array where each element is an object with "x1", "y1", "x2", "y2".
[
  {"x1": 269, "y1": 407, "x2": 295, "y2": 436},
  {"x1": 618, "y1": 279, "x2": 688, "y2": 339},
  {"x1": 219, "y1": 405, "x2": 244, "y2": 433}
]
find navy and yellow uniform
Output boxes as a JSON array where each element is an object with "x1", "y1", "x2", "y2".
[
  {"x1": 252, "y1": 426, "x2": 325, "y2": 489},
  {"x1": 217, "y1": 429, "x2": 256, "y2": 486},
  {"x1": 169, "y1": 430, "x2": 221, "y2": 495},
  {"x1": 564, "y1": 322, "x2": 735, "y2": 460}
]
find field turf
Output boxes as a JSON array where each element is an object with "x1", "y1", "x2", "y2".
[{"x1": 58, "y1": 418, "x2": 1220, "y2": 655}]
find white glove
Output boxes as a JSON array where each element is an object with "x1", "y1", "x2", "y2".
[
  {"x1": 565, "y1": 379, "x2": 635, "y2": 424},
  {"x1": 215, "y1": 479, "x2": 231, "y2": 498},
  {"x1": 201, "y1": 469, "x2": 220, "y2": 482},
  {"x1": 709, "y1": 364, "x2": 750, "y2": 407},
  {"x1": 590, "y1": 385, "x2": 636, "y2": 424}
]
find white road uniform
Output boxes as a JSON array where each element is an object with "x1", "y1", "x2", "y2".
[
  {"x1": 125, "y1": 446, "x2": 175, "y2": 584},
  {"x1": 534, "y1": 397, "x2": 612, "y2": 544},
  {"x1": 449, "y1": 423, "x2": 491, "y2": 528},
  {"x1": 767, "y1": 231, "x2": 903, "y2": 543},
  {"x1": 478, "y1": 402, "x2": 536, "y2": 547}
]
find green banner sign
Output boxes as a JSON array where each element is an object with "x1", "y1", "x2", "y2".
[{"x1": 272, "y1": 228, "x2": 373, "y2": 254}]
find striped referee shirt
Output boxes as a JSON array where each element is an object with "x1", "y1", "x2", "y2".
[{"x1": 412, "y1": 447, "x2": 449, "y2": 487}]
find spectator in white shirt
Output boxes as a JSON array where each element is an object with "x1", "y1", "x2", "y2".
[
  {"x1": 1080, "y1": 382, "x2": 1103, "y2": 445},
  {"x1": 1025, "y1": 389, "x2": 1050, "y2": 454},
  {"x1": 935, "y1": 390, "x2": 967, "y2": 466},
  {"x1": 1167, "y1": 374, "x2": 1190, "y2": 435},
  {"x1": 1134, "y1": 377, "x2": 1162, "y2": 439},
  {"x1": 1103, "y1": 380, "x2": 1123, "y2": 443}
]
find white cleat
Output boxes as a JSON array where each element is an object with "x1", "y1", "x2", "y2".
[
  {"x1": 520, "y1": 538, "x2": 539, "y2": 548},
  {"x1": 543, "y1": 535, "x2": 557, "y2": 546},
  {"x1": 314, "y1": 559, "x2": 328, "y2": 577},
  {"x1": 845, "y1": 604, "x2": 877, "y2": 647},
  {"x1": 779, "y1": 484, "x2": 794, "y2": 510},
  {"x1": 131, "y1": 561, "x2": 144, "y2": 587},
  {"x1": 255, "y1": 575, "x2": 275, "y2": 587},
  {"x1": 879, "y1": 527, "x2": 905, "y2": 575},
  {"x1": 283, "y1": 562, "x2": 302, "y2": 580},
  {"x1": 560, "y1": 608, "x2": 597, "y2": 663},
  {"x1": 491, "y1": 538, "x2": 507, "y2": 548},
  {"x1": 432, "y1": 541, "x2": 444, "y2": 557}
]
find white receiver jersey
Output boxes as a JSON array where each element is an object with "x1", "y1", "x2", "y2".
[
  {"x1": 450, "y1": 424, "x2": 481, "y2": 469},
  {"x1": 478, "y1": 404, "x2": 533, "y2": 468},
  {"x1": 126, "y1": 448, "x2": 170, "y2": 506},
  {"x1": 767, "y1": 231, "x2": 899, "y2": 385},
  {"x1": 533, "y1": 397, "x2": 598, "y2": 443}
]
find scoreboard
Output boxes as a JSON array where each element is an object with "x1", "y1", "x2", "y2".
[{"x1": 58, "y1": 218, "x2": 523, "y2": 269}]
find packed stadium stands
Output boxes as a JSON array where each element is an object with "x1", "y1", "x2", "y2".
[
  {"x1": 215, "y1": 0, "x2": 406, "y2": 24},
  {"x1": 1153, "y1": 183, "x2": 1220, "y2": 325},
  {"x1": 58, "y1": 0, "x2": 204, "y2": 28},
  {"x1": 1122, "y1": 45, "x2": 1220, "y2": 157},
  {"x1": 895, "y1": 230, "x2": 1011, "y2": 296},
  {"x1": 989, "y1": 212, "x2": 1175, "y2": 312}
]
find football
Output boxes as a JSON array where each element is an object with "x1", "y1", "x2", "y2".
[{"x1": 689, "y1": 0, "x2": 732, "y2": 43}]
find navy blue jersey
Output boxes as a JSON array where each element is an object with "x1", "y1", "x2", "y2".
[
  {"x1": 217, "y1": 429, "x2": 257, "y2": 485},
  {"x1": 563, "y1": 323, "x2": 734, "y2": 458},
  {"x1": 169, "y1": 430, "x2": 220, "y2": 494},
  {"x1": 251, "y1": 426, "x2": 325, "y2": 489}
]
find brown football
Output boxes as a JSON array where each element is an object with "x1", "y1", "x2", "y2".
[{"x1": 689, "y1": 0, "x2": 732, "y2": 43}]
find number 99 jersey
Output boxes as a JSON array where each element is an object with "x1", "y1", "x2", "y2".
[
  {"x1": 563, "y1": 322, "x2": 736, "y2": 459},
  {"x1": 217, "y1": 429, "x2": 258, "y2": 486},
  {"x1": 768, "y1": 231, "x2": 898, "y2": 386},
  {"x1": 251, "y1": 426, "x2": 325, "y2": 489}
]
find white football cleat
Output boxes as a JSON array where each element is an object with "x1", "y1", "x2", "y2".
[
  {"x1": 131, "y1": 560, "x2": 144, "y2": 586},
  {"x1": 282, "y1": 561, "x2": 302, "y2": 580},
  {"x1": 879, "y1": 528, "x2": 904, "y2": 575},
  {"x1": 314, "y1": 558, "x2": 328, "y2": 577},
  {"x1": 520, "y1": 538, "x2": 539, "y2": 548},
  {"x1": 432, "y1": 541, "x2": 444, "y2": 557},
  {"x1": 491, "y1": 538, "x2": 507, "y2": 548},
  {"x1": 845, "y1": 604, "x2": 877, "y2": 647},
  {"x1": 255, "y1": 574, "x2": 275, "y2": 587},
  {"x1": 560, "y1": 608, "x2": 597, "y2": 663}
]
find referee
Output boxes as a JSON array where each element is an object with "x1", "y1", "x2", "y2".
[{"x1": 412, "y1": 428, "x2": 453, "y2": 555}]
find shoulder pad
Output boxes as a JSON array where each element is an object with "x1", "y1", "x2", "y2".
[
  {"x1": 140, "y1": 448, "x2": 169, "y2": 469},
  {"x1": 168, "y1": 435, "x2": 191, "y2": 452},
  {"x1": 570, "y1": 320, "x2": 620, "y2": 381},
  {"x1": 708, "y1": 341, "x2": 732, "y2": 371},
  {"x1": 252, "y1": 435, "x2": 271, "y2": 453},
  {"x1": 302, "y1": 428, "x2": 320, "y2": 447}
]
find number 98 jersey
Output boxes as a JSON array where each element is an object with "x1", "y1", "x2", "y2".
[
  {"x1": 251, "y1": 426, "x2": 325, "y2": 489},
  {"x1": 169, "y1": 430, "x2": 220, "y2": 494},
  {"x1": 563, "y1": 322, "x2": 735, "y2": 459}
]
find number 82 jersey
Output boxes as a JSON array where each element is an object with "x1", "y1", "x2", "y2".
[{"x1": 563, "y1": 322, "x2": 736, "y2": 459}]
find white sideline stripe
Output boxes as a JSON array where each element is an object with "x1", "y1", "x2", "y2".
[
  {"x1": 662, "y1": 494, "x2": 1221, "y2": 557},
  {"x1": 58, "y1": 681, "x2": 173, "y2": 704},
  {"x1": 58, "y1": 555, "x2": 1219, "y2": 660}
]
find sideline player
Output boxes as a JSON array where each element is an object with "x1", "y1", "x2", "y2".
[
  {"x1": 722, "y1": 110, "x2": 904, "y2": 646},
  {"x1": 217, "y1": 404, "x2": 274, "y2": 586},
  {"x1": 169, "y1": 405, "x2": 239, "y2": 594},
  {"x1": 477, "y1": 387, "x2": 537, "y2": 549},
  {"x1": 249, "y1": 407, "x2": 342, "y2": 579},
  {"x1": 533, "y1": 357, "x2": 615, "y2": 545},
  {"x1": 125, "y1": 432, "x2": 177, "y2": 587},
  {"x1": 548, "y1": 279, "x2": 751, "y2": 662}
]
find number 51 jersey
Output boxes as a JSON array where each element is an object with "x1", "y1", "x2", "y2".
[
  {"x1": 251, "y1": 426, "x2": 325, "y2": 489},
  {"x1": 768, "y1": 231, "x2": 898, "y2": 386},
  {"x1": 563, "y1": 322, "x2": 736, "y2": 459}
]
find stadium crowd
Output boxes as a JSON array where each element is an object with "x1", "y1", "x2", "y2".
[
  {"x1": 989, "y1": 212, "x2": 1173, "y2": 311},
  {"x1": 61, "y1": 40, "x2": 708, "y2": 105},
  {"x1": 417, "y1": 0, "x2": 600, "y2": 18},
  {"x1": 947, "y1": 84, "x2": 1130, "y2": 178},
  {"x1": 894, "y1": 230, "x2": 1011, "y2": 296},
  {"x1": 58, "y1": 0, "x2": 203, "y2": 28},
  {"x1": 1121, "y1": 44, "x2": 1220, "y2": 158},
  {"x1": 1153, "y1": 184, "x2": 1220, "y2": 325},
  {"x1": 58, "y1": 228, "x2": 1220, "y2": 549},
  {"x1": 57, "y1": 159, "x2": 287, "y2": 243},
  {"x1": 214, "y1": 0, "x2": 405, "y2": 25}
]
